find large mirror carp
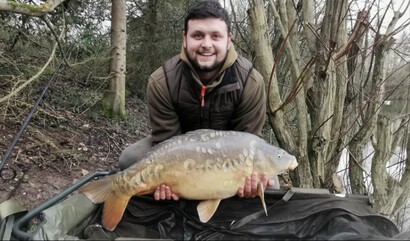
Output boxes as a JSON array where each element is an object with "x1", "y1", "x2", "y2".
[{"x1": 80, "y1": 129, "x2": 298, "y2": 231}]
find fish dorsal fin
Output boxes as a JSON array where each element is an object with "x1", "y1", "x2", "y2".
[
  {"x1": 197, "y1": 199, "x2": 221, "y2": 223},
  {"x1": 258, "y1": 181, "x2": 268, "y2": 216}
]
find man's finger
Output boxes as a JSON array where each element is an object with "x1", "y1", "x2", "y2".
[
  {"x1": 165, "y1": 186, "x2": 172, "y2": 200},
  {"x1": 251, "y1": 173, "x2": 258, "y2": 197},
  {"x1": 261, "y1": 173, "x2": 269, "y2": 189},
  {"x1": 160, "y1": 185, "x2": 166, "y2": 200},
  {"x1": 244, "y1": 176, "x2": 252, "y2": 197},
  {"x1": 154, "y1": 186, "x2": 160, "y2": 200},
  {"x1": 171, "y1": 194, "x2": 180, "y2": 201},
  {"x1": 237, "y1": 186, "x2": 245, "y2": 198}
]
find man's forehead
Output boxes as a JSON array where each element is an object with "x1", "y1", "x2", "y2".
[{"x1": 187, "y1": 18, "x2": 228, "y2": 32}]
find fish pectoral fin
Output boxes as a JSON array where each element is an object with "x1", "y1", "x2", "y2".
[
  {"x1": 197, "y1": 199, "x2": 221, "y2": 223},
  {"x1": 258, "y1": 181, "x2": 268, "y2": 216}
]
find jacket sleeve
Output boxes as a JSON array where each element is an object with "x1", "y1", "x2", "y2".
[
  {"x1": 230, "y1": 69, "x2": 266, "y2": 137},
  {"x1": 147, "y1": 67, "x2": 181, "y2": 143}
]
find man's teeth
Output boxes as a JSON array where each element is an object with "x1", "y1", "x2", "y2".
[{"x1": 201, "y1": 53, "x2": 214, "y2": 56}]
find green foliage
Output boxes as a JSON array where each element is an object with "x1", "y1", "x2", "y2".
[
  {"x1": 64, "y1": 0, "x2": 111, "y2": 59},
  {"x1": 76, "y1": 25, "x2": 110, "y2": 56},
  {"x1": 126, "y1": 0, "x2": 197, "y2": 99}
]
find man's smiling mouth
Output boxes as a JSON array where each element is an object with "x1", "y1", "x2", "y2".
[{"x1": 199, "y1": 52, "x2": 214, "y2": 56}]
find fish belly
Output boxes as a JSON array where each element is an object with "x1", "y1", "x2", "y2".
[
  {"x1": 130, "y1": 150, "x2": 254, "y2": 200},
  {"x1": 169, "y1": 170, "x2": 247, "y2": 200}
]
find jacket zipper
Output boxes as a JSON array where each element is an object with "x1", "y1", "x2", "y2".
[
  {"x1": 200, "y1": 85, "x2": 207, "y2": 119},
  {"x1": 200, "y1": 85, "x2": 207, "y2": 107}
]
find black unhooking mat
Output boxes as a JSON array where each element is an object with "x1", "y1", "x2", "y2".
[{"x1": 83, "y1": 188, "x2": 402, "y2": 240}]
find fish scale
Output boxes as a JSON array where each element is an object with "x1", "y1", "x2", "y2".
[{"x1": 80, "y1": 129, "x2": 298, "y2": 231}]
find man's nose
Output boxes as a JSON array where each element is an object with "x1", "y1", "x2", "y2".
[{"x1": 201, "y1": 36, "x2": 212, "y2": 48}]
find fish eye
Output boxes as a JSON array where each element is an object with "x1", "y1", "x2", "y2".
[{"x1": 278, "y1": 154, "x2": 281, "y2": 159}]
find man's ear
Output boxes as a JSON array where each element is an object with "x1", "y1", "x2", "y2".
[
  {"x1": 183, "y1": 31, "x2": 187, "y2": 48},
  {"x1": 227, "y1": 32, "x2": 232, "y2": 49}
]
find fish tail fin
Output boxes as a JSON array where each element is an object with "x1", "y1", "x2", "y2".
[
  {"x1": 102, "y1": 192, "x2": 130, "y2": 231},
  {"x1": 258, "y1": 181, "x2": 268, "y2": 216},
  {"x1": 80, "y1": 175, "x2": 115, "y2": 203},
  {"x1": 80, "y1": 175, "x2": 131, "y2": 231}
]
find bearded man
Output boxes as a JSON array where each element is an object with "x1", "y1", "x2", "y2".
[{"x1": 120, "y1": 0, "x2": 277, "y2": 201}]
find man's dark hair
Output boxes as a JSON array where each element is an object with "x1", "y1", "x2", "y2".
[{"x1": 184, "y1": 0, "x2": 231, "y2": 33}]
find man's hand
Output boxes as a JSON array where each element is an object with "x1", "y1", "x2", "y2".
[
  {"x1": 154, "y1": 184, "x2": 179, "y2": 201},
  {"x1": 237, "y1": 172, "x2": 274, "y2": 198}
]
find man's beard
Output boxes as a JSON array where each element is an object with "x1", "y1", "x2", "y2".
[{"x1": 187, "y1": 52, "x2": 227, "y2": 73}]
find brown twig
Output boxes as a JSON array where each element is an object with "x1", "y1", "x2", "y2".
[
  {"x1": 40, "y1": 15, "x2": 69, "y2": 66},
  {"x1": 268, "y1": 19, "x2": 298, "y2": 113}
]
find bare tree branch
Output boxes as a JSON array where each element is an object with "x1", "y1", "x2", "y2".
[
  {"x1": 229, "y1": 0, "x2": 252, "y2": 53},
  {"x1": 302, "y1": 0, "x2": 317, "y2": 54},
  {"x1": 0, "y1": 0, "x2": 67, "y2": 17},
  {"x1": 268, "y1": 0, "x2": 308, "y2": 149},
  {"x1": 40, "y1": 15, "x2": 69, "y2": 66}
]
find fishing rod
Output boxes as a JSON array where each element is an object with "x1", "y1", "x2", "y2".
[{"x1": 0, "y1": 57, "x2": 66, "y2": 180}]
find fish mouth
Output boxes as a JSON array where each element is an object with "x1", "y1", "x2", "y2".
[{"x1": 289, "y1": 159, "x2": 298, "y2": 170}]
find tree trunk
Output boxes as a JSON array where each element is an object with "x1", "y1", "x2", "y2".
[
  {"x1": 249, "y1": 0, "x2": 312, "y2": 187},
  {"x1": 348, "y1": 143, "x2": 368, "y2": 194},
  {"x1": 305, "y1": 0, "x2": 348, "y2": 188},
  {"x1": 101, "y1": 0, "x2": 127, "y2": 119},
  {"x1": 249, "y1": 0, "x2": 410, "y2": 216},
  {"x1": 371, "y1": 116, "x2": 409, "y2": 217}
]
